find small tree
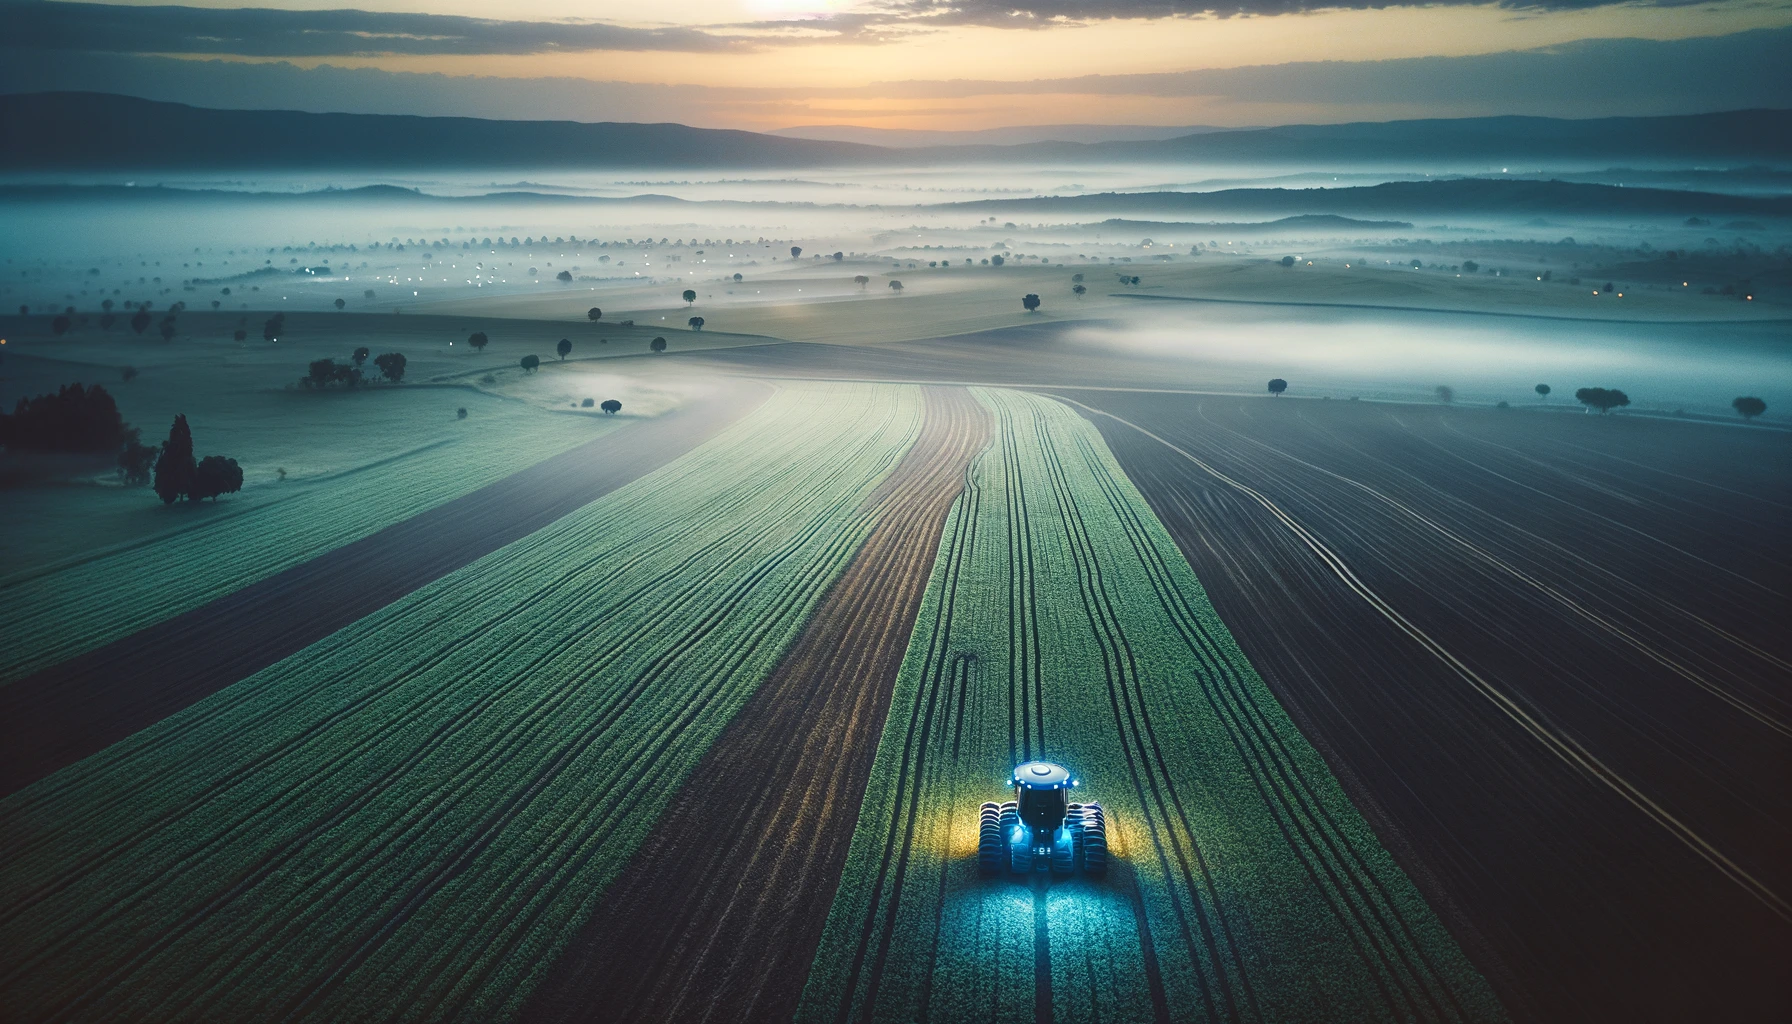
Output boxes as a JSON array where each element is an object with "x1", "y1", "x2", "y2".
[
  {"x1": 1267, "y1": 378, "x2": 1287, "y2": 397},
  {"x1": 353, "y1": 346, "x2": 370, "y2": 367},
  {"x1": 131, "y1": 309, "x2": 151, "y2": 334},
  {"x1": 1574, "y1": 387, "x2": 1630, "y2": 414},
  {"x1": 1435, "y1": 385, "x2": 1455, "y2": 405},
  {"x1": 1279, "y1": 256, "x2": 1295, "y2": 268},
  {"x1": 581, "y1": 398, "x2": 594, "y2": 407},
  {"x1": 1072, "y1": 273, "x2": 1084, "y2": 283},
  {"x1": 374, "y1": 351, "x2": 406, "y2": 382},
  {"x1": 153, "y1": 414, "x2": 196, "y2": 505},
  {"x1": 1021, "y1": 294, "x2": 1041, "y2": 313},
  {"x1": 601, "y1": 399, "x2": 622, "y2": 414},
  {"x1": 833, "y1": 251, "x2": 844, "y2": 261},
  {"x1": 190, "y1": 455, "x2": 244, "y2": 501},
  {"x1": 556, "y1": 270, "x2": 573, "y2": 283},
  {"x1": 1072, "y1": 284, "x2": 1086, "y2": 297},
  {"x1": 306, "y1": 358, "x2": 341, "y2": 388},
  {"x1": 263, "y1": 314, "x2": 284, "y2": 342},
  {"x1": 1732, "y1": 396, "x2": 1766, "y2": 421},
  {"x1": 117, "y1": 440, "x2": 157, "y2": 486},
  {"x1": 557, "y1": 338, "x2": 572, "y2": 360},
  {"x1": 587, "y1": 307, "x2": 602, "y2": 321},
  {"x1": 457, "y1": 407, "x2": 468, "y2": 419},
  {"x1": 650, "y1": 336, "x2": 667, "y2": 353},
  {"x1": 855, "y1": 275, "x2": 870, "y2": 289},
  {"x1": 683, "y1": 289, "x2": 697, "y2": 306},
  {"x1": 364, "y1": 289, "x2": 376, "y2": 300},
  {"x1": 1463, "y1": 260, "x2": 1479, "y2": 273},
  {"x1": 52, "y1": 315, "x2": 72, "y2": 336},
  {"x1": 122, "y1": 365, "x2": 139, "y2": 382},
  {"x1": 889, "y1": 280, "x2": 903, "y2": 293},
  {"x1": 334, "y1": 297, "x2": 346, "y2": 310},
  {"x1": 520, "y1": 354, "x2": 540, "y2": 373},
  {"x1": 1535, "y1": 383, "x2": 1551, "y2": 401},
  {"x1": 688, "y1": 316, "x2": 704, "y2": 331},
  {"x1": 732, "y1": 272, "x2": 743, "y2": 283},
  {"x1": 467, "y1": 331, "x2": 489, "y2": 352},
  {"x1": 790, "y1": 246, "x2": 802, "y2": 259},
  {"x1": 158, "y1": 316, "x2": 177, "y2": 342},
  {"x1": 233, "y1": 328, "x2": 247, "y2": 342}
]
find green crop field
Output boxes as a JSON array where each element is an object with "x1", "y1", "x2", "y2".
[
  {"x1": 0, "y1": 387, "x2": 624, "y2": 683},
  {"x1": 0, "y1": 382, "x2": 921, "y2": 1021},
  {"x1": 798, "y1": 388, "x2": 1507, "y2": 1024}
]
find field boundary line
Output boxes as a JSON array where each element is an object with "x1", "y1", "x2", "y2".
[{"x1": 1052, "y1": 393, "x2": 1792, "y2": 925}]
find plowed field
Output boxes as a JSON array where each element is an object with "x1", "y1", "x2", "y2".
[
  {"x1": 526, "y1": 385, "x2": 991, "y2": 1024},
  {"x1": 1061, "y1": 392, "x2": 1791, "y2": 1021}
]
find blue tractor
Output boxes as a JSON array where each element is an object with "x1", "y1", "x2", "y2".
[{"x1": 979, "y1": 761, "x2": 1107, "y2": 876}]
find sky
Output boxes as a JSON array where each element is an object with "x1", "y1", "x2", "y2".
[{"x1": 3, "y1": 0, "x2": 1789, "y2": 129}]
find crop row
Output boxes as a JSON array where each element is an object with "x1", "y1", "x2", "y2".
[
  {"x1": 797, "y1": 388, "x2": 1505, "y2": 1023},
  {"x1": 0, "y1": 392, "x2": 625, "y2": 684},
  {"x1": 0, "y1": 382, "x2": 923, "y2": 1021}
]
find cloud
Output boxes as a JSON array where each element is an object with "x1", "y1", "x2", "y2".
[
  {"x1": 2, "y1": 26, "x2": 1785, "y2": 127},
  {"x1": 0, "y1": 0, "x2": 740, "y2": 56},
  {"x1": 869, "y1": 0, "x2": 1711, "y2": 26}
]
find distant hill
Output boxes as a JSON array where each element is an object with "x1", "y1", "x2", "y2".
[
  {"x1": 1, "y1": 93, "x2": 1788, "y2": 171},
  {"x1": 0, "y1": 92, "x2": 881, "y2": 170},
  {"x1": 1092, "y1": 214, "x2": 1415, "y2": 232},
  {"x1": 939, "y1": 179, "x2": 1792, "y2": 219},
  {"x1": 768, "y1": 124, "x2": 1229, "y2": 147}
]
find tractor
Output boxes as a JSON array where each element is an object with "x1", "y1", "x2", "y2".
[{"x1": 979, "y1": 761, "x2": 1107, "y2": 876}]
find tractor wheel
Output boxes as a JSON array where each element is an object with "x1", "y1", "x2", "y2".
[
  {"x1": 1051, "y1": 830, "x2": 1075, "y2": 875},
  {"x1": 1010, "y1": 841, "x2": 1034, "y2": 875},
  {"x1": 978, "y1": 803, "x2": 1004, "y2": 874},
  {"x1": 1079, "y1": 804, "x2": 1108, "y2": 876}
]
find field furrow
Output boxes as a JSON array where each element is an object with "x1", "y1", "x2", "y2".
[
  {"x1": 798, "y1": 387, "x2": 1503, "y2": 1024},
  {"x1": 0, "y1": 381, "x2": 923, "y2": 1022}
]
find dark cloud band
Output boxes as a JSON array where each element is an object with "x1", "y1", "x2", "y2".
[{"x1": 0, "y1": 1, "x2": 738, "y2": 56}]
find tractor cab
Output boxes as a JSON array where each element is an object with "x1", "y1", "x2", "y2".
[
  {"x1": 979, "y1": 761, "x2": 1107, "y2": 877},
  {"x1": 1012, "y1": 761, "x2": 1072, "y2": 832}
]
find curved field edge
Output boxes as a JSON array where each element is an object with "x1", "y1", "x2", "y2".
[
  {"x1": 0, "y1": 397, "x2": 629, "y2": 684},
  {"x1": 796, "y1": 387, "x2": 1506, "y2": 1024},
  {"x1": 0, "y1": 382, "x2": 922, "y2": 1022}
]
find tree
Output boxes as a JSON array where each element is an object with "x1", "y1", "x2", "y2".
[
  {"x1": 1279, "y1": 256, "x2": 1295, "y2": 268},
  {"x1": 1435, "y1": 385, "x2": 1455, "y2": 404},
  {"x1": 1462, "y1": 260, "x2": 1479, "y2": 273},
  {"x1": 334, "y1": 297, "x2": 346, "y2": 310},
  {"x1": 581, "y1": 398, "x2": 594, "y2": 407},
  {"x1": 732, "y1": 273, "x2": 743, "y2": 283},
  {"x1": 263, "y1": 313, "x2": 284, "y2": 342},
  {"x1": 374, "y1": 351, "x2": 406, "y2": 382},
  {"x1": 556, "y1": 270, "x2": 573, "y2": 283},
  {"x1": 353, "y1": 346, "x2": 369, "y2": 367},
  {"x1": 153, "y1": 414, "x2": 195, "y2": 505},
  {"x1": 190, "y1": 455, "x2": 244, "y2": 501},
  {"x1": 51, "y1": 314, "x2": 71, "y2": 336},
  {"x1": 1535, "y1": 383, "x2": 1551, "y2": 401},
  {"x1": 131, "y1": 309, "x2": 151, "y2": 334},
  {"x1": 1072, "y1": 284, "x2": 1086, "y2": 297},
  {"x1": 650, "y1": 336, "x2": 667, "y2": 353},
  {"x1": 854, "y1": 275, "x2": 870, "y2": 289},
  {"x1": 888, "y1": 280, "x2": 903, "y2": 293},
  {"x1": 557, "y1": 338, "x2": 572, "y2": 360},
  {"x1": 688, "y1": 316, "x2": 704, "y2": 330},
  {"x1": 0, "y1": 383, "x2": 136, "y2": 453},
  {"x1": 1022, "y1": 294, "x2": 1041, "y2": 312},
  {"x1": 159, "y1": 316, "x2": 177, "y2": 342},
  {"x1": 306, "y1": 358, "x2": 343, "y2": 388},
  {"x1": 233, "y1": 328, "x2": 247, "y2": 342},
  {"x1": 1574, "y1": 387, "x2": 1630, "y2": 414},
  {"x1": 833, "y1": 251, "x2": 844, "y2": 261},
  {"x1": 117, "y1": 439, "x2": 157, "y2": 486},
  {"x1": 1072, "y1": 273, "x2": 1084, "y2": 283},
  {"x1": 520, "y1": 354, "x2": 540, "y2": 373},
  {"x1": 991, "y1": 254, "x2": 1004, "y2": 266},
  {"x1": 1267, "y1": 378, "x2": 1287, "y2": 397},
  {"x1": 467, "y1": 331, "x2": 489, "y2": 352},
  {"x1": 601, "y1": 399, "x2": 622, "y2": 414},
  {"x1": 587, "y1": 307, "x2": 602, "y2": 321},
  {"x1": 1732, "y1": 396, "x2": 1766, "y2": 421},
  {"x1": 790, "y1": 246, "x2": 802, "y2": 259},
  {"x1": 364, "y1": 289, "x2": 376, "y2": 300},
  {"x1": 683, "y1": 289, "x2": 697, "y2": 305},
  {"x1": 122, "y1": 366, "x2": 139, "y2": 382},
  {"x1": 102, "y1": 298, "x2": 113, "y2": 313}
]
